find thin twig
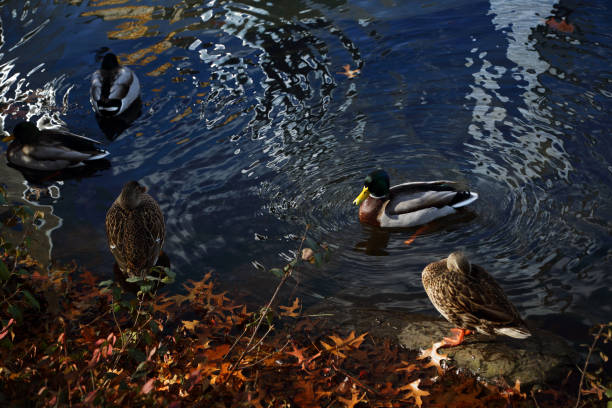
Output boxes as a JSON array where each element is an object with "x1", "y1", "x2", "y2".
[
  {"x1": 332, "y1": 363, "x2": 379, "y2": 396},
  {"x1": 223, "y1": 224, "x2": 310, "y2": 384},
  {"x1": 574, "y1": 324, "x2": 604, "y2": 408}
]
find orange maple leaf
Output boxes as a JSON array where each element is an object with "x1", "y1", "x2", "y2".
[
  {"x1": 337, "y1": 64, "x2": 360, "y2": 79},
  {"x1": 417, "y1": 340, "x2": 448, "y2": 375},
  {"x1": 279, "y1": 297, "x2": 301, "y2": 318},
  {"x1": 337, "y1": 388, "x2": 367, "y2": 408},
  {"x1": 321, "y1": 331, "x2": 367, "y2": 358},
  {"x1": 285, "y1": 343, "x2": 321, "y2": 371},
  {"x1": 398, "y1": 379, "x2": 430, "y2": 407}
]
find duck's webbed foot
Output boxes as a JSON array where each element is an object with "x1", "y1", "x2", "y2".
[{"x1": 441, "y1": 328, "x2": 472, "y2": 347}]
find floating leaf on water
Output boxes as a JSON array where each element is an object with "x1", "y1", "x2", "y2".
[{"x1": 301, "y1": 248, "x2": 314, "y2": 262}]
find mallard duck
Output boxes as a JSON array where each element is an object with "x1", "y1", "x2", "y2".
[
  {"x1": 352, "y1": 169, "x2": 478, "y2": 228},
  {"x1": 6, "y1": 121, "x2": 109, "y2": 171},
  {"x1": 105, "y1": 181, "x2": 165, "y2": 278},
  {"x1": 422, "y1": 252, "x2": 531, "y2": 346},
  {"x1": 91, "y1": 53, "x2": 140, "y2": 117}
]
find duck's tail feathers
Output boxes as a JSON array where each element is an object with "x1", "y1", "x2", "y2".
[
  {"x1": 451, "y1": 191, "x2": 478, "y2": 209},
  {"x1": 495, "y1": 326, "x2": 531, "y2": 339},
  {"x1": 87, "y1": 149, "x2": 110, "y2": 161}
]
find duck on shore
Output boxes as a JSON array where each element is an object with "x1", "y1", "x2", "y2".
[
  {"x1": 422, "y1": 251, "x2": 531, "y2": 347},
  {"x1": 91, "y1": 53, "x2": 140, "y2": 117},
  {"x1": 6, "y1": 121, "x2": 109, "y2": 171},
  {"x1": 105, "y1": 181, "x2": 165, "y2": 278},
  {"x1": 353, "y1": 169, "x2": 478, "y2": 228}
]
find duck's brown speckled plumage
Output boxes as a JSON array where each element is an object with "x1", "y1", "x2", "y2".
[
  {"x1": 422, "y1": 252, "x2": 530, "y2": 338},
  {"x1": 105, "y1": 181, "x2": 165, "y2": 278}
]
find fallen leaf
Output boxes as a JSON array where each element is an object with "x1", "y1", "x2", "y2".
[
  {"x1": 398, "y1": 379, "x2": 430, "y2": 407},
  {"x1": 337, "y1": 64, "x2": 360, "y2": 79},
  {"x1": 301, "y1": 248, "x2": 315, "y2": 262},
  {"x1": 141, "y1": 378, "x2": 155, "y2": 394},
  {"x1": 337, "y1": 388, "x2": 366, "y2": 408},
  {"x1": 279, "y1": 298, "x2": 301, "y2": 318},
  {"x1": 417, "y1": 341, "x2": 448, "y2": 375}
]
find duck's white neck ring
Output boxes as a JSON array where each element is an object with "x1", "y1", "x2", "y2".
[{"x1": 369, "y1": 193, "x2": 387, "y2": 200}]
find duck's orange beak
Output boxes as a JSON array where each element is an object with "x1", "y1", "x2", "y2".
[{"x1": 353, "y1": 186, "x2": 370, "y2": 205}]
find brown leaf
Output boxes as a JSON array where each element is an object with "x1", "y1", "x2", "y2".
[
  {"x1": 279, "y1": 298, "x2": 301, "y2": 318},
  {"x1": 398, "y1": 379, "x2": 430, "y2": 407},
  {"x1": 337, "y1": 388, "x2": 366, "y2": 408},
  {"x1": 417, "y1": 340, "x2": 448, "y2": 375},
  {"x1": 181, "y1": 320, "x2": 199, "y2": 333},
  {"x1": 337, "y1": 64, "x2": 360, "y2": 79}
]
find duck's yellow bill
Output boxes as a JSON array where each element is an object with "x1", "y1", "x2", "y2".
[{"x1": 353, "y1": 186, "x2": 370, "y2": 205}]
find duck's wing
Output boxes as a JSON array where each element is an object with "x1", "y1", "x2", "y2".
[
  {"x1": 106, "y1": 204, "x2": 129, "y2": 273},
  {"x1": 38, "y1": 129, "x2": 109, "y2": 160},
  {"x1": 123, "y1": 196, "x2": 165, "y2": 275},
  {"x1": 440, "y1": 266, "x2": 525, "y2": 329},
  {"x1": 109, "y1": 68, "x2": 140, "y2": 115},
  {"x1": 7, "y1": 144, "x2": 73, "y2": 170},
  {"x1": 379, "y1": 205, "x2": 456, "y2": 228},
  {"x1": 388, "y1": 181, "x2": 477, "y2": 214}
]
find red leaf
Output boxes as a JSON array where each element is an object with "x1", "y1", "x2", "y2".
[{"x1": 141, "y1": 378, "x2": 155, "y2": 394}]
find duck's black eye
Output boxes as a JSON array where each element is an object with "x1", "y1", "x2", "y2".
[{"x1": 364, "y1": 176, "x2": 372, "y2": 186}]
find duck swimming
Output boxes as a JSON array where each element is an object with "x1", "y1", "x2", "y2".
[
  {"x1": 6, "y1": 121, "x2": 109, "y2": 171},
  {"x1": 105, "y1": 181, "x2": 165, "y2": 278},
  {"x1": 91, "y1": 53, "x2": 140, "y2": 117},
  {"x1": 422, "y1": 252, "x2": 531, "y2": 346},
  {"x1": 353, "y1": 169, "x2": 478, "y2": 228}
]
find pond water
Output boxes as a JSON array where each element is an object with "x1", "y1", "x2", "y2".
[{"x1": 1, "y1": 0, "x2": 611, "y2": 336}]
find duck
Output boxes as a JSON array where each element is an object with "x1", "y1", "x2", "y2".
[
  {"x1": 352, "y1": 169, "x2": 478, "y2": 228},
  {"x1": 422, "y1": 251, "x2": 531, "y2": 347},
  {"x1": 91, "y1": 53, "x2": 140, "y2": 117},
  {"x1": 6, "y1": 121, "x2": 109, "y2": 171},
  {"x1": 105, "y1": 181, "x2": 166, "y2": 278}
]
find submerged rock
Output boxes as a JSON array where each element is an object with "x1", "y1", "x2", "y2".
[{"x1": 398, "y1": 317, "x2": 577, "y2": 386}]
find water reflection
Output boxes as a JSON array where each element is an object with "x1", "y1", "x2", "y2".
[{"x1": 0, "y1": 0, "x2": 610, "y2": 329}]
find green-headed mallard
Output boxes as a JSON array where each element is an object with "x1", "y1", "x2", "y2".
[
  {"x1": 105, "y1": 181, "x2": 165, "y2": 278},
  {"x1": 6, "y1": 121, "x2": 109, "y2": 171},
  {"x1": 91, "y1": 53, "x2": 140, "y2": 117},
  {"x1": 353, "y1": 169, "x2": 478, "y2": 228},
  {"x1": 422, "y1": 251, "x2": 530, "y2": 346}
]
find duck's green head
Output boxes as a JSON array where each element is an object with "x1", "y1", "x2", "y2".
[
  {"x1": 13, "y1": 121, "x2": 40, "y2": 144},
  {"x1": 101, "y1": 53, "x2": 120, "y2": 70},
  {"x1": 353, "y1": 169, "x2": 390, "y2": 205}
]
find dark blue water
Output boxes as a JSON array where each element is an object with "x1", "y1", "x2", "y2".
[{"x1": 1, "y1": 0, "x2": 611, "y2": 332}]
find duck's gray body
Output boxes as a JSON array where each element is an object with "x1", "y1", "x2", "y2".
[
  {"x1": 7, "y1": 125, "x2": 109, "y2": 171},
  {"x1": 359, "y1": 180, "x2": 478, "y2": 228},
  {"x1": 91, "y1": 55, "x2": 140, "y2": 117}
]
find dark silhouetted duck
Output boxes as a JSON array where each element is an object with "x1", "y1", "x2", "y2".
[
  {"x1": 6, "y1": 121, "x2": 109, "y2": 171},
  {"x1": 91, "y1": 53, "x2": 140, "y2": 117},
  {"x1": 353, "y1": 169, "x2": 478, "y2": 228},
  {"x1": 422, "y1": 251, "x2": 530, "y2": 346},
  {"x1": 105, "y1": 181, "x2": 165, "y2": 278}
]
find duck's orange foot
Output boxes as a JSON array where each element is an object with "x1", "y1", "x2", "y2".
[{"x1": 442, "y1": 328, "x2": 472, "y2": 347}]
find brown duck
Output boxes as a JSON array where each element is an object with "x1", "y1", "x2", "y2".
[
  {"x1": 105, "y1": 181, "x2": 165, "y2": 277},
  {"x1": 422, "y1": 252, "x2": 530, "y2": 346}
]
